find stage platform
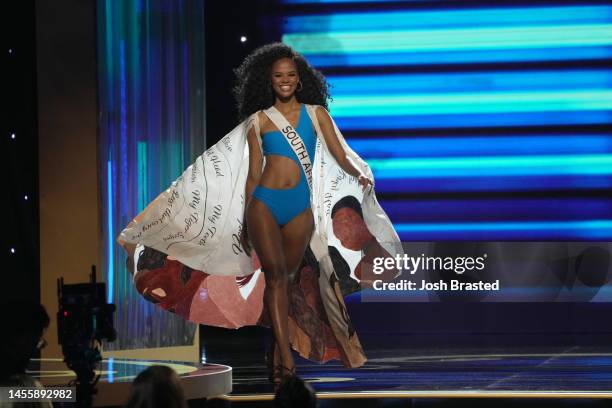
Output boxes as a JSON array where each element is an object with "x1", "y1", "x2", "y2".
[{"x1": 30, "y1": 358, "x2": 231, "y2": 406}]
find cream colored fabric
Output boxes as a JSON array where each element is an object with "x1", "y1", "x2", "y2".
[
  {"x1": 118, "y1": 103, "x2": 403, "y2": 368},
  {"x1": 118, "y1": 103, "x2": 403, "y2": 279}
]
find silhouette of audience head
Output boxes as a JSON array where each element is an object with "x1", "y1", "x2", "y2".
[
  {"x1": 274, "y1": 376, "x2": 317, "y2": 408},
  {"x1": 0, "y1": 300, "x2": 50, "y2": 380},
  {"x1": 124, "y1": 365, "x2": 187, "y2": 408}
]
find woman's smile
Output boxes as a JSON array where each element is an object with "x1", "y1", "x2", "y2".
[{"x1": 275, "y1": 81, "x2": 296, "y2": 95}]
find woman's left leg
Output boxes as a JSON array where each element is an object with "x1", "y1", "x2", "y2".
[{"x1": 278, "y1": 207, "x2": 315, "y2": 371}]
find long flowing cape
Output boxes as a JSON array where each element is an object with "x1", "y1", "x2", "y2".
[{"x1": 118, "y1": 104, "x2": 403, "y2": 368}]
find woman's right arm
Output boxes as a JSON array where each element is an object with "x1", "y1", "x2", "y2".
[
  {"x1": 245, "y1": 122, "x2": 263, "y2": 208},
  {"x1": 241, "y1": 121, "x2": 263, "y2": 252}
]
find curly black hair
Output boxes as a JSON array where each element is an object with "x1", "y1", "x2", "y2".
[{"x1": 232, "y1": 42, "x2": 332, "y2": 122}]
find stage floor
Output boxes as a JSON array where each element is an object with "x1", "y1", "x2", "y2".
[
  {"x1": 223, "y1": 343, "x2": 612, "y2": 399},
  {"x1": 27, "y1": 333, "x2": 612, "y2": 405}
]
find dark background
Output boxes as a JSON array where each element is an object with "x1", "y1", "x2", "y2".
[{"x1": 4, "y1": 1, "x2": 40, "y2": 303}]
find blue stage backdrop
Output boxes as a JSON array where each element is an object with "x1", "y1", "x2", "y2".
[
  {"x1": 281, "y1": 1, "x2": 612, "y2": 241},
  {"x1": 98, "y1": 1, "x2": 612, "y2": 349},
  {"x1": 97, "y1": 0, "x2": 206, "y2": 349}
]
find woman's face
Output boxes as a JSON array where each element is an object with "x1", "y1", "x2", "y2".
[{"x1": 271, "y1": 57, "x2": 299, "y2": 99}]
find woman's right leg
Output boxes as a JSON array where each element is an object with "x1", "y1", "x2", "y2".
[{"x1": 245, "y1": 198, "x2": 292, "y2": 378}]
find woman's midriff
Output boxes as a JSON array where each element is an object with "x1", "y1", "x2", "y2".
[{"x1": 259, "y1": 154, "x2": 302, "y2": 190}]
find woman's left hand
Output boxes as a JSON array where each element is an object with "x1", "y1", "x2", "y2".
[{"x1": 358, "y1": 174, "x2": 373, "y2": 192}]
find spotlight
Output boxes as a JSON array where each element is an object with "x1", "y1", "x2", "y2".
[
  {"x1": 240, "y1": 36, "x2": 247, "y2": 43},
  {"x1": 10, "y1": 248, "x2": 16, "y2": 254},
  {"x1": 11, "y1": 133, "x2": 16, "y2": 140}
]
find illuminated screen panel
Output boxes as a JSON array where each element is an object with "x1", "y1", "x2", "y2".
[{"x1": 281, "y1": 3, "x2": 612, "y2": 241}]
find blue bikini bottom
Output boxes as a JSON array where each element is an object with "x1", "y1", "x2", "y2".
[{"x1": 251, "y1": 173, "x2": 310, "y2": 227}]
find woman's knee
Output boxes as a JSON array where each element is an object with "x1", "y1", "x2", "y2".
[{"x1": 262, "y1": 261, "x2": 288, "y2": 286}]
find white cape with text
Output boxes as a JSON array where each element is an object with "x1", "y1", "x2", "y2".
[{"x1": 118, "y1": 104, "x2": 403, "y2": 367}]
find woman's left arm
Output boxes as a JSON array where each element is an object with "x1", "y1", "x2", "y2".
[{"x1": 315, "y1": 106, "x2": 373, "y2": 191}]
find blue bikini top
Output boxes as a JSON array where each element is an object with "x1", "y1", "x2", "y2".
[{"x1": 261, "y1": 104, "x2": 316, "y2": 164}]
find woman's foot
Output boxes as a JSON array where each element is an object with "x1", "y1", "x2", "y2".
[
  {"x1": 273, "y1": 351, "x2": 296, "y2": 386},
  {"x1": 272, "y1": 364, "x2": 296, "y2": 390},
  {"x1": 266, "y1": 339, "x2": 296, "y2": 385}
]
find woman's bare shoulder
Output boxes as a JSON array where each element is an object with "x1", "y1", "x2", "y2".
[
  {"x1": 245, "y1": 110, "x2": 269, "y2": 133},
  {"x1": 313, "y1": 105, "x2": 332, "y2": 125},
  {"x1": 257, "y1": 110, "x2": 274, "y2": 132},
  {"x1": 257, "y1": 110, "x2": 268, "y2": 124}
]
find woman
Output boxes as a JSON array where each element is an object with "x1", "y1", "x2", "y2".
[
  {"x1": 118, "y1": 42, "x2": 402, "y2": 388},
  {"x1": 234, "y1": 43, "x2": 373, "y2": 382}
]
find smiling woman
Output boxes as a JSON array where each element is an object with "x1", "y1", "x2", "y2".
[
  {"x1": 118, "y1": 42, "x2": 402, "y2": 390},
  {"x1": 236, "y1": 44, "x2": 378, "y2": 385}
]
